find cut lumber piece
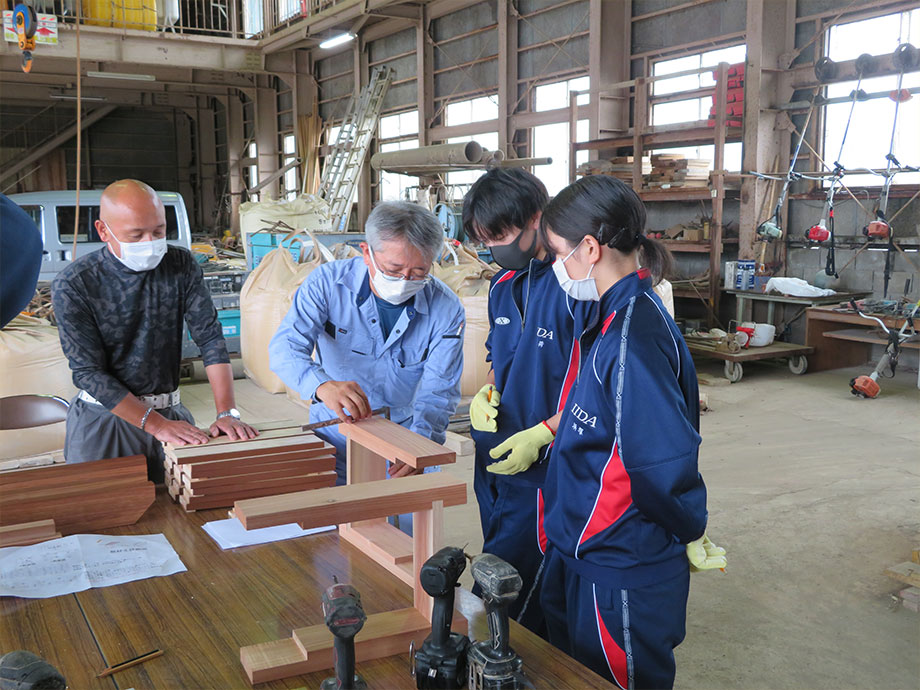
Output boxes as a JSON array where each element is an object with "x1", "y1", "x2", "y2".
[
  {"x1": 179, "y1": 445, "x2": 336, "y2": 478},
  {"x1": 0, "y1": 455, "x2": 146, "y2": 486},
  {"x1": 0, "y1": 475, "x2": 146, "y2": 505},
  {"x1": 167, "y1": 436, "x2": 327, "y2": 463},
  {"x1": 0, "y1": 519, "x2": 58, "y2": 547},
  {"x1": 241, "y1": 608, "x2": 468, "y2": 684},
  {"x1": 251, "y1": 420, "x2": 298, "y2": 432},
  {"x1": 0, "y1": 483, "x2": 155, "y2": 534},
  {"x1": 0, "y1": 452, "x2": 64, "y2": 472},
  {"x1": 339, "y1": 522, "x2": 413, "y2": 566},
  {"x1": 885, "y1": 562, "x2": 920, "y2": 588},
  {"x1": 166, "y1": 427, "x2": 317, "y2": 455},
  {"x1": 338, "y1": 417, "x2": 455, "y2": 469},
  {"x1": 235, "y1": 472, "x2": 467, "y2": 530},
  {"x1": 182, "y1": 457, "x2": 336, "y2": 490},
  {"x1": 180, "y1": 472, "x2": 336, "y2": 511},
  {"x1": 443, "y1": 430, "x2": 474, "y2": 457}
]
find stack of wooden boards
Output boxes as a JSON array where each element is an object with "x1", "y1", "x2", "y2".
[
  {"x1": 708, "y1": 61, "x2": 744, "y2": 127},
  {"x1": 576, "y1": 156, "x2": 651, "y2": 185},
  {"x1": 885, "y1": 548, "x2": 920, "y2": 613},
  {"x1": 0, "y1": 519, "x2": 61, "y2": 547},
  {"x1": 0, "y1": 456, "x2": 154, "y2": 534},
  {"x1": 646, "y1": 154, "x2": 711, "y2": 189},
  {"x1": 163, "y1": 423, "x2": 337, "y2": 511}
]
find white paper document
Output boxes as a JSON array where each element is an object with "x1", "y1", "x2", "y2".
[
  {"x1": 202, "y1": 518, "x2": 335, "y2": 550},
  {"x1": 0, "y1": 534, "x2": 187, "y2": 599}
]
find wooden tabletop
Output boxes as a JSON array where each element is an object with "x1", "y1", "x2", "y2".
[{"x1": 0, "y1": 490, "x2": 611, "y2": 689}]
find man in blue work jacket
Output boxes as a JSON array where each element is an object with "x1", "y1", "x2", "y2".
[
  {"x1": 269, "y1": 201, "x2": 465, "y2": 496},
  {"x1": 462, "y1": 168, "x2": 584, "y2": 637}
]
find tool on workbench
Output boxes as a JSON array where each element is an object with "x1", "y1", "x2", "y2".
[
  {"x1": 467, "y1": 554, "x2": 532, "y2": 690},
  {"x1": 12, "y1": 4, "x2": 37, "y2": 73},
  {"x1": 411, "y1": 547, "x2": 470, "y2": 689},
  {"x1": 848, "y1": 299, "x2": 918, "y2": 399},
  {"x1": 863, "y1": 43, "x2": 919, "y2": 298},
  {"x1": 301, "y1": 406, "x2": 390, "y2": 432},
  {"x1": 321, "y1": 581, "x2": 368, "y2": 690},
  {"x1": 0, "y1": 651, "x2": 65, "y2": 690}
]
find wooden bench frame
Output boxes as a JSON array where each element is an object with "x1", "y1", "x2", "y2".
[{"x1": 235, "y1": 417, "x2": 468, "y2": 685}]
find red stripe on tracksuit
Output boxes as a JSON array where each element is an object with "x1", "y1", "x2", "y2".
[
  {"x1": 601, "y1": 310, "x2": 618, "y2": 335},
  {"x1": 578, "y1": 442, "x2": 632, "y2": 548},
  {"x1": 556, "y1": 338, "x2": 581, "y2": 414},
  {"x1": 537, "y1": 489, "x2": 547, "y2": 554},
  {"x1": 595, "y1": 591, "x2": 629, "y2": 689},
  {"x1": 495, "y1": 270, "x2": 516, "y2": 285}
]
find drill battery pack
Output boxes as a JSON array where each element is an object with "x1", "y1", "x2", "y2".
[{"x1": 413, "y1": 634, "x2": 470, "y2": 689}]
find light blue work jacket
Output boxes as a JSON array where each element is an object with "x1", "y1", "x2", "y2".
[{"x1": 269, "y1": 256, "x2": 465, "y2": 446}]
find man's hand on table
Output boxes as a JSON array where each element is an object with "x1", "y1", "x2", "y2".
[
  {"x1": 147, "y1": 415, "x2": 210, "y2": 446},
  {"x1": 316, "y1": 380, "x2": 372, "y2": 423},
  {"x1": 389, "y1": 460, "x2": 422, "y2": 478},
  {"x1": 209, "y1": 416, "x2": 258, "y2": 440}
]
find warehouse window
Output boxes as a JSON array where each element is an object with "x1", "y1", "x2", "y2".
[
  {"x1": 445, "y1": 96, "x2": 499, "y2": 126},
  {"x1": 534, "y1": 75, "x2": 589, "y2": 112},
  {"x1": 446, "y1": 133, "x2": 499, "y2": 187},
  {"x1": 823, "y1": 9, "x2": 920, "y2": 187},
  {"x1": 243, "y1": 0, "x2": 263, "y2": 37},
  {"x1": 283, "y1": 134, "x2": 298, "y2": 200},
  {"x1": 532, "y1": 119, "x2": 589, "y2": 196},
  {"x1": 246, "y1": 142, "x2": 259, "y2": 201},
  {"x1": 650, "y1": 44, "x2": 747, "y2": 125},
  {"x1": 377, "y1": 110, "x2": 420, "y2": 202}
]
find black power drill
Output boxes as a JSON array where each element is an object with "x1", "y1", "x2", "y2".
[
  {"x1": 0, "y1": 651, "x2": 65, "y2": 690},
  {"x1": 467, "y1": 554, "x2": 531, "y2": 690},
  {"x1": 413, "y1": 546, "x2": 470, "y2": 689},
  {"x1": 320, "y1": 582, "x2": 368, "y2": 690}
]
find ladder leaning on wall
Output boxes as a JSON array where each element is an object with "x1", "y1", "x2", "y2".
[{"x1": 315, "y1": 65, "x2": 394, "y2": 232}]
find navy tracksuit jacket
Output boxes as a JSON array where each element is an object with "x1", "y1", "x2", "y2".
[
  {"x1": 470, "y1": 254, "x2": 582, "y2": 634},
  {"x1": 540, "y1": 269, "x2": 708, "y2": 690}
]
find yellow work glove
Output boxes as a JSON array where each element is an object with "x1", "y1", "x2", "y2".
[
  {"x1": 487, "y1": 421, "x2": 555, "y2": 475},
  {"x1": 470, "y1": 384, "x2": 501, "y2": 433},
  {"x1": 686, "y1": 534, "x2": 727, "y2": 572}
]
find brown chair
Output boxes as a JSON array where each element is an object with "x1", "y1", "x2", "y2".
[{"x1": 0, "y1": 395, "x2": 70, "y2": 431}]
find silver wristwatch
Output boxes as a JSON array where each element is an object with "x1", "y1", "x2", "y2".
[{"x1": 216, "y1": 408, "x2": 241, "y2": 421}]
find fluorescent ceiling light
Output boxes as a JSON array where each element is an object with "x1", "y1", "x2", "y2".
[
  {"x1": 319, "y1": 32, "x2": 355, "y2": 49},
  {"x1": 50, "y1": 94, "x2": 107, "y2": 101},
  {"x1": 87, "y1": 71, "x2": 156, "y2": 81}
]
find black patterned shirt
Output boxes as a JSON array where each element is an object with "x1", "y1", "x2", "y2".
[{"x1": 52, "y1": 246, "x2": 229, "y2": 409}]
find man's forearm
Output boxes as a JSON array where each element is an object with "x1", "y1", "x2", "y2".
[
  {"x1": 206, "y1": 362, "x2": 236, "y2": 414},
  {"x1": 111, "y1": 392, "x2": 163, "y2": 431}
]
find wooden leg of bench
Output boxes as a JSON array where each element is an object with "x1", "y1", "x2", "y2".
[{"x1": 413, "y1": 500, "x2": 443, "y2": 621}]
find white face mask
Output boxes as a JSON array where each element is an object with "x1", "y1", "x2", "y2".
[
  {"x1": 104, "y1": 221, "x2": 167, "y2": 272},
  {"x1": 552, "y1": 237, "x2": 600, "y2": 301},
  {"x1": 368, "y1": 247, "x2": 429, "y2": 305}
]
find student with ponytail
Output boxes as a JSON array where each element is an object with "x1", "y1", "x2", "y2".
[{"x1": 536, "y1": 175, "x2": 726, "y2": 689}]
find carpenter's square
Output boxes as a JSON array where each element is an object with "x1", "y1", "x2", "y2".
[{"x1": 301, "y1": 407, "x2": 390, "y2": 433}]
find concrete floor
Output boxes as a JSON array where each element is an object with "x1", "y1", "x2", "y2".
[{"x1": 183, "y1": 358, "x2": 919, "y2": 689}]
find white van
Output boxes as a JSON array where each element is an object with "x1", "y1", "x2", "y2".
[{"x1": 9, "y1": 190, "x2": 192, "y2": 282}]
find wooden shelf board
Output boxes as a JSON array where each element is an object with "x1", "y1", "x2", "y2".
[
  {"x1": 574, "y1": 124, "x2": 743, "y2": 152},
  {"x1": 822, "y1": 329, "x2": 920, "y2": 350}
]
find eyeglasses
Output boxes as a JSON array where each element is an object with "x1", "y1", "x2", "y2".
[{"x1": 369, "y1": 247, "x2": 430, "y2": 282}]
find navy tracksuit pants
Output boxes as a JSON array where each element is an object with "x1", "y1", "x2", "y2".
[
  {"x1": 540, "y1": 547, "x2": 690, "y2": 690},
  {"x1": 474, "y1": 458, "x2": 548, "y2": 637}
]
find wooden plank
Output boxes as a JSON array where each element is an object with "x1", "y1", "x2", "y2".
[
  {"x1": 183, "y1": 456, "x2": 336, "y2": 490},
  {"x1": 235, "y1": 472, "x2": 467, "y2": 531},
  {"x1": 166, "y1": 427, "x2": 318, "y2": 455},
  {"x1": 339, "y1": 522, "x2": 413, "y2": 565},
  {"x1": 180, "y1": 445, "x2": 336, "y2": 478},
  {"x1": 0, "y1": 475, "x2": 147, "y2": 505},
  {"x1": 345, "y1": 437, "x2": 388, "y2": 532},
  {"x1": 0, "y1": 483, "x2": 155, "y2": 534},
  {"x1": 169, "y1": 435, "x2": 327, "y2": 463},
  {"x1": 885, "y1": 562, "x2": 920, "y2": 589},
  {"x1": 413, "y1": 501, "x2": 443, "y2": 621},
  {"x1": 338, "y1": 417, "x2": 455, "y2": 469},
  {"x1": 0, "y1": 519, "x2": 58, "y2": 547},
  {"x1": 240, "y1": 639, "x2": 312, "y2": 685},
  {"x1": 180, "y1": 473, "x2": 336, "y2": 510},
  {"x1": 822, "y1": 329, "x2": 920, "y2": 350},
  {"x1": 442, "y1": 430, "x2": 474, "y2": 457},
  {"x1": 0, "y1": 455, "x2": 146, "y2": 486},
  {"x1": 339, "y1": 525, "x2": 415, "y2": 587}
]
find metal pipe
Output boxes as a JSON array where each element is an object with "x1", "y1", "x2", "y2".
[{"x1": 370, "y1": 142, "x2": 484, "y2": 171}]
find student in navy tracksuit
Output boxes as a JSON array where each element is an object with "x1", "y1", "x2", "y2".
[
  {"x1": 462, "y1": 169, "x2": 582, "y2": 635},
  {"x1": 537, "y1": 175, "x2": 727, "y2": 689}
]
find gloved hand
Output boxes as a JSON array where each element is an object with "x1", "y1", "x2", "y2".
[
  {"x1": 686, "y1": 534, "x2": 727, "y2": 572},
  {"x1": 487, "y1": 421, "x2": 555, "y2": 475},
  {"x1": 470, "y1": 384, "x2": 501, "y2": 432}
]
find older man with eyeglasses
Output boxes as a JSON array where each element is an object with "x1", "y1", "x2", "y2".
[{"x1": 269, "y1": 201, "x2": 465, "y2": 493}]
